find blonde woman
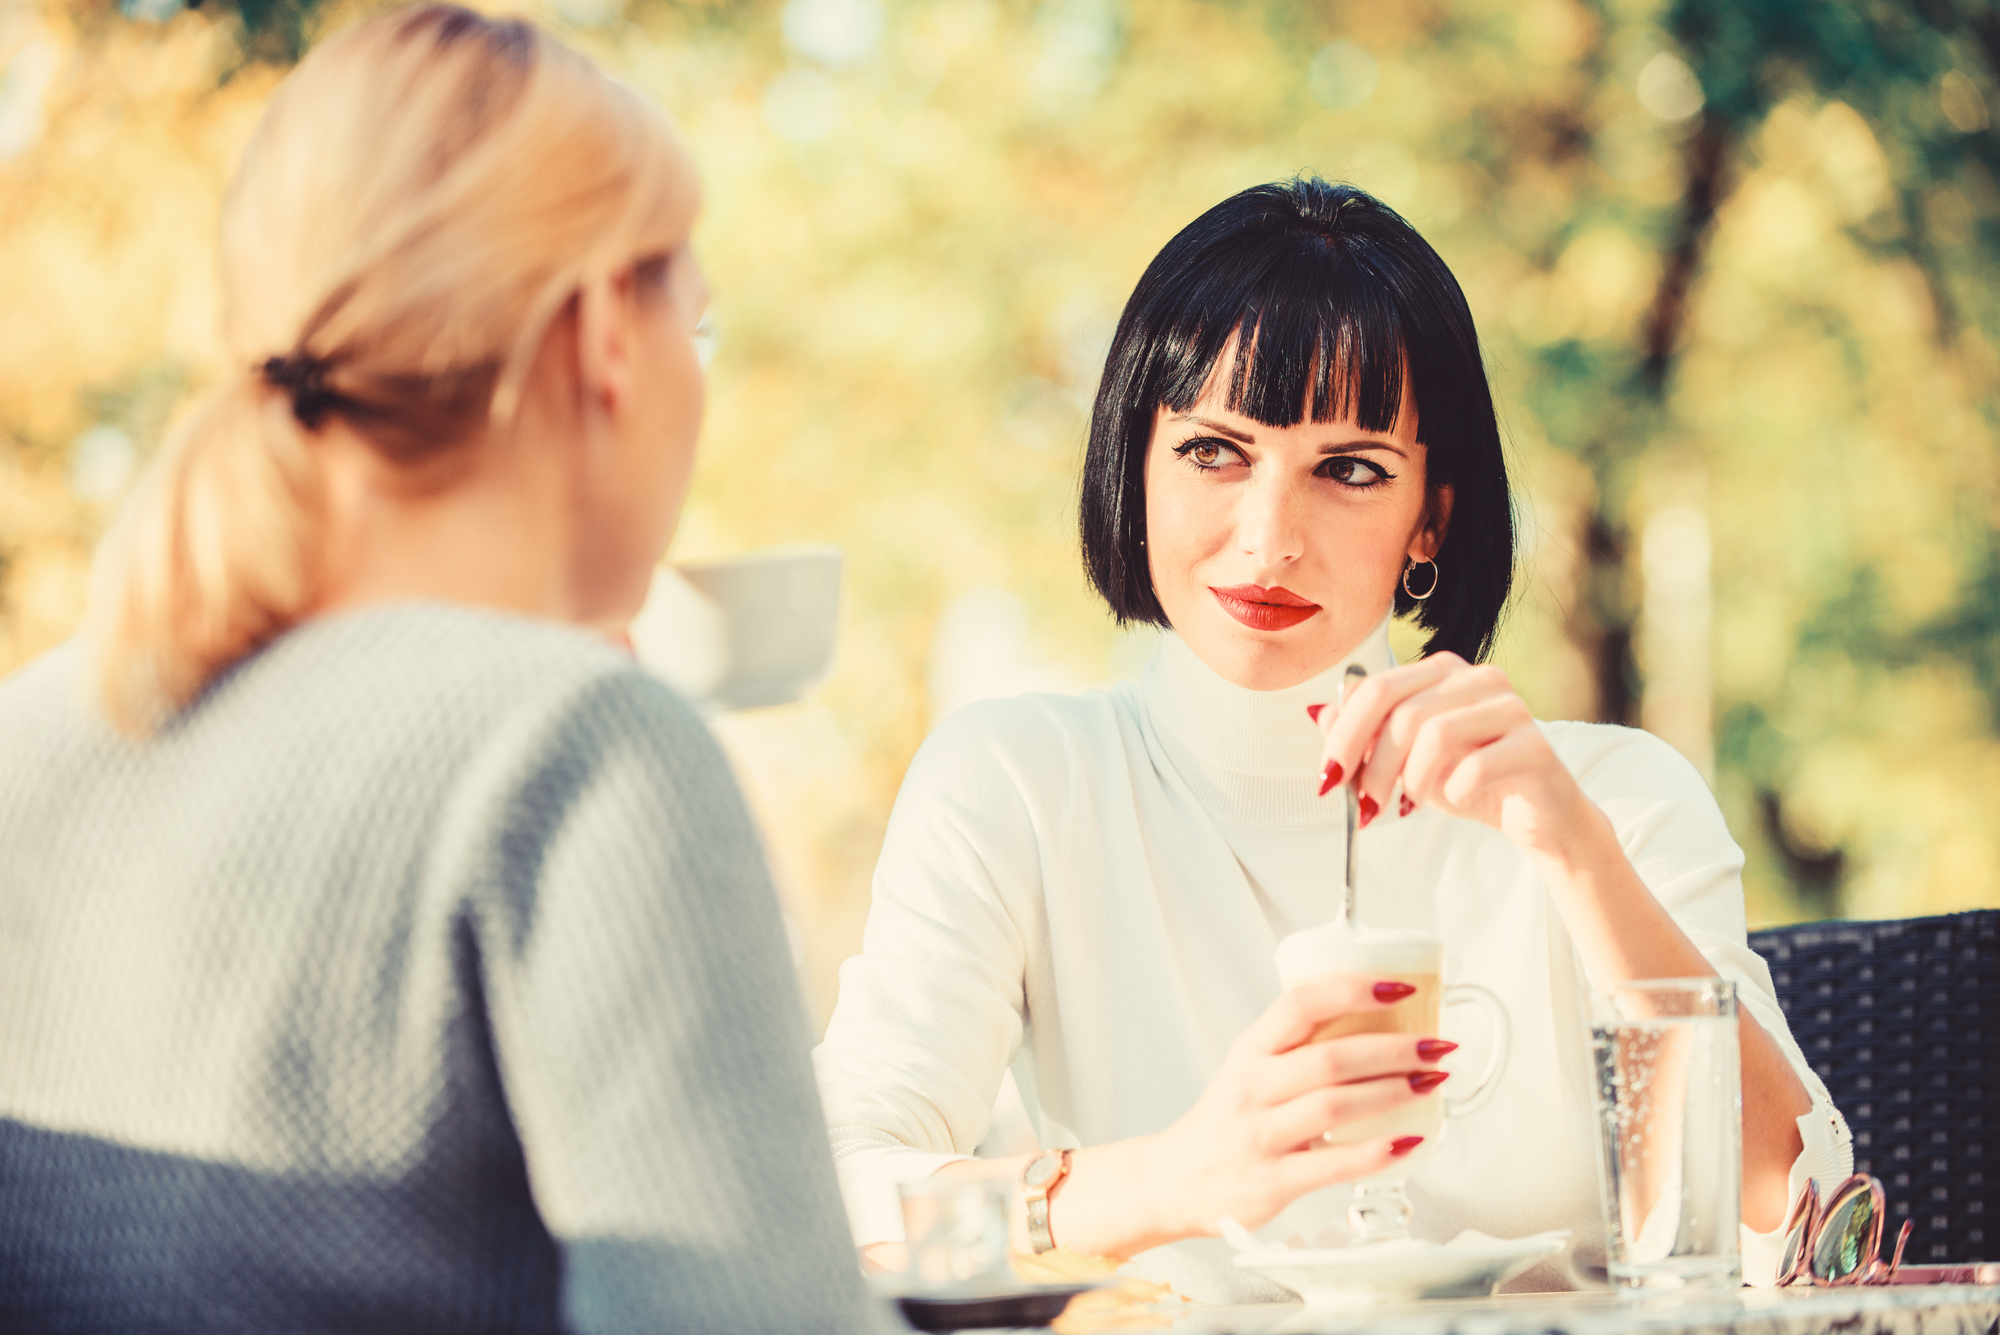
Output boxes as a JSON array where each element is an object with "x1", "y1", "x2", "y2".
[{"x1": 0, "y1": 9, "x2": 884, "y2": 1333}]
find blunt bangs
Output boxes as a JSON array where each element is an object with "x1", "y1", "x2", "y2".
[
  {"x1": 1154, "y1": 250, "x2": 1409, "y2": 439},
  {"x1": 1079, "y1": 177, "x2": 1514, "y2": 664}
]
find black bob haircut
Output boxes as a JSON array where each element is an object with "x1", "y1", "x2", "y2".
[{"x1": 1078, "y1": 177, "x2": 1514, "y2": 664}]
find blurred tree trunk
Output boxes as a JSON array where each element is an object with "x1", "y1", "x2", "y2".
[{"x1": 1568, "y1": 121, "x2": 1729, "y2": 729}]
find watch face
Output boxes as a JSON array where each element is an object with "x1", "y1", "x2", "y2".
[{"x1": 1024, "y1": 1154, "x2": 1059, "y2": 1188}]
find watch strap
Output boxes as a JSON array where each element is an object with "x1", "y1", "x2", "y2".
[{"x1": 1022, "y1": 1148, "x2": 1072, "y2": 1254}]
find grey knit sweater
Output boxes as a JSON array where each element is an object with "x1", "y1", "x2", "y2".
[{"x1": 0, "y1": 604, "x2": 888, "y2": 1335}]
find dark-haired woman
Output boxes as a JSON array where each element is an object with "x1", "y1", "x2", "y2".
[{"x1": 813, "y1": 180, "x2": 1850, "y2": 1303}]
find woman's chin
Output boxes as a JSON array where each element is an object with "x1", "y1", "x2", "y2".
[{"x1": 1182, "y1": 617, "x2": 1339, "y2": 692}]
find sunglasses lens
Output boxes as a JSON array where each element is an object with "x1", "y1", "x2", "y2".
[
  {"x1": 1812, "y1": 1183, "x2": 1877, "y2": 1281},
  {"x1": 1779, "y1": 1182, "x2": 1816, "y2": 1281},
  {"x1": 1780, "y1": 1214, "x2": 1811, "y2": 1279}
]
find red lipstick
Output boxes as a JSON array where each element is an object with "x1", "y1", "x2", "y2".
[{"x1": 1209, "y1": 584, "x2": 1321, "y2": 632}]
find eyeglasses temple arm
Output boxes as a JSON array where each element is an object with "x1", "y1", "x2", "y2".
[{"x1": 1885, "y1": 1218, "x2": 1912, "y2": 1280}]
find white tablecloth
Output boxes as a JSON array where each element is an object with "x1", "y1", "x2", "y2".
[{"x1": 1117, "y1": 1286, "x2": 2000, "y2": 1335}]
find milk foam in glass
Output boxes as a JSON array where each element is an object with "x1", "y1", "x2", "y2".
[{"x1": 1275, "y1": 920, "x2": 1510, "y2": 1162}]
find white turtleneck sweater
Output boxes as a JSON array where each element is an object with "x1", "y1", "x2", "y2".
[{"x1": 812, "y1": 622, "x2": 1851, "y2": 1303}]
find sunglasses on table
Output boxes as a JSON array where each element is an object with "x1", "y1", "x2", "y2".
[
  {"x1": 1780, "y1": 1174, "x2": 1999, "y2": 1287},
  {"x1": 1778, "y1": 1175, "x2": 1910, "y2": 1286}
]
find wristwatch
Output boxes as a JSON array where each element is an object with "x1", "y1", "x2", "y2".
[{"x1": 1021, "y1": 1148, "x2": 1073, "y2": 1254}]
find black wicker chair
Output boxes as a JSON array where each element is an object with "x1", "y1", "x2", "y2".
[{"x1": 1749, "y1": 909, "x2": 1998, "y2": 1265}]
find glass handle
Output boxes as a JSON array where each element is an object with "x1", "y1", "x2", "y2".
[{"x1": 1440, "y1": 982, "x2": 1510, "y2": 1119}]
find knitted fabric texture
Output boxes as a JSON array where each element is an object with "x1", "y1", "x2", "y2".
[{"x1": 0, "y1": 604, "x2": 884, "y2": 1335}]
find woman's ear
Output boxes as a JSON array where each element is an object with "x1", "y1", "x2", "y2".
[
  {"x1": 1412, "y1": 484, "x2": 1454, "y2": 563},
  {"x1": 574, "y1": 270, "x2": 638, "y2": 418}
]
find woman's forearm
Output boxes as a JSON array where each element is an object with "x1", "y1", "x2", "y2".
[
  {"x1": 923, "y1": 977, "x2": 1439, "y2": 1260},
  {"x1": 1529, "y1": 800, "x2": 1811, "y2": 1233},
  {"x1": 935, "y1": 1137, "x2": 1186, "y2": 1259}
]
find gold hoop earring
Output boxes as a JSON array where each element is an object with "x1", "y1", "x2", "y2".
[{"x1": 1403, "y1": 557, "x2": 1440, "y2": 600}]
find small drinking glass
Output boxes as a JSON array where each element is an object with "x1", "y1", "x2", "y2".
[
  {"x1": 1777, "y1": 1175, "x2": 1913, "y2": 1286},
  {"x1": 1588, "y1": 977, "x2": 1743, "y2": 1291},
  {"x1": 897, "y1": 1174, "x2": 1015, "y2": 1294}
]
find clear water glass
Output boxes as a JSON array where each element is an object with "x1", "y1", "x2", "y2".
[
  {"x1": 897, "y1": 1174, "x2": 1015, "y2": 1293},
  {"x1": 1588, "y1": 977, "x2": 1743, "y2": 1291}
]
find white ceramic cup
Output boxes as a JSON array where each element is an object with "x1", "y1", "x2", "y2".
[
  {"x1": 1274, "y1": 923, "x2": 1511, "y2": 1149},
  {"x1": 628, "y1": 546, "x2": 841, "y2": 710}
]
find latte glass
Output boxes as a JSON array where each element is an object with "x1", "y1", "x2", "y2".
[{"x1": 1275, "y1": 922, "x2": 1511, "y2": 1241}]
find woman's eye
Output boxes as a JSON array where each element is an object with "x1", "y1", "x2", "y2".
[
  {"x1": 1174, "y1": 438, "x2": 1240, "y2": 471},
  {"x1": 1319, "y1": 456, "x2": 1391, "y2": 487}
]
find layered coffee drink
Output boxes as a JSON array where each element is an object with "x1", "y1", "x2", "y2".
[
  {"x1": 1275, "y1": 921, "x2": 1449, "y2": 1146},
  {"x1": 1275, "y1": 920, "x2": 1510, "y2": 1238}
]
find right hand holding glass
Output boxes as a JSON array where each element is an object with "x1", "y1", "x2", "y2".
[{"x1": 1144, "y1": 974, "x2": 1453, "y2": 1236}]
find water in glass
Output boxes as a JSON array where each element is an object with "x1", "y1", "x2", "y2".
[{"x1": 1588, "y1": 979, "x2": 1743, "y2": 1291}]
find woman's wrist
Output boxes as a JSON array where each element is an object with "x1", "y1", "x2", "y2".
[
  {"x1": 1048, "y1": 1134, "x2": 1188, "y2": 1258},
  {"x1": 1504, "y1": 767, "x2": 1615, "y2": 868},
  {"x1": 1518, "y1": 788, "x2": 1622, "y2": 884}
]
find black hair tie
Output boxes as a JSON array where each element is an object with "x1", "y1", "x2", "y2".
[{"x1": 259, "y1": 352, "x2": 339, "y2": 429}]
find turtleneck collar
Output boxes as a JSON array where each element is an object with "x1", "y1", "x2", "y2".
[{"x1": 1140, "y1": 614, "x2": 1399, "y2": 782}]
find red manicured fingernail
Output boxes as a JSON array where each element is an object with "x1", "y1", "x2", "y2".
[
  {"x1": 1409, "y1": 1069, "x2": 1451, "y2": 1093},
  {"x1": 1399, "y1": 794, "x2": 1414, "y2": 819},
  {"x1": 1318, "y1": 761, "x2": 1343, "y2": 797},
  {"x1": 1416, "y1": 1039, "x2": 1458, "y2": 1060},
  {"x1": 1306, "y1": 703, "x2": 1325, "y2": 724},
  {"x1": 1373, "y1": 981, "x2": 1416, "y2": 1002},
  {"x1": 1358, "y1": 794, "x2": 1379, "y2": 828},
  {"x1": 1390, "y1": 1135, "x2": 1425, "y2": 1157}
]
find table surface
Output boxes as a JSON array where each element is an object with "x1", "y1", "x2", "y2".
[{"x1": 1042, "y1": 1285, "x2": 2000, "y2": 1335}]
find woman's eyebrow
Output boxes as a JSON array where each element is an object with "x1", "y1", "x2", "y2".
[
  {"x1": 1171, "y1": 413, "x2": 1254, "y2": 443},
  {"x1": 1319, "y1": 439, "x2": 1410, "y2": 460}
]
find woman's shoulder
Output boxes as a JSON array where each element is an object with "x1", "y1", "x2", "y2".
[
  {"x1": 1536, "y1": 718, "x2": 1733, "y2": 849},
  {"x1": 918, "y1": 684, "x2": 1137, "y2": 762},
  {"x1": 263, "y1": 601, "x2": 695, "y2": 733},
  {"x1": 901, "y1": 684, "x2": 1140, "y2": 808},
  {"x1": 1535, "y1": 719, "x2": 1709, "y2": 795},
  {"x1": 320, "y1": 606, "x2": 728, "y2": 810},
  {"x1": 280, "y1": 600, "x2": 646, "y2": 685},
  {"x1": 194, "y1": 603, "x2": 711, "y2": 819},
  {"x1": 271, "y1": 607, "x2": 746, "y2": 890},
  {"x1": 0, "y1": 603, "x2": 701, "y2": 782}
]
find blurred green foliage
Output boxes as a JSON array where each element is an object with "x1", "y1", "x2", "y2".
[{"x1": 2, "y1": 0, "x2": 1996, "y2": 1021}]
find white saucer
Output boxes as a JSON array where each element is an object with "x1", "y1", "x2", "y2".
[{"x1": 1234, "y1": 1230, "x2": 1570, "y2": 1306}]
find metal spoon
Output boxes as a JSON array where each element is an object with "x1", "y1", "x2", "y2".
[{"x1": 1338, "y1": 663, "x2": 1367, "y2": 927}]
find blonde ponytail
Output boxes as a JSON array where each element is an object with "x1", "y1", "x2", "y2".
[
  {"x1": 85, "y1": 4, "x2": 689, "y2": 734},
  {"x1": 87, "y1": 373, "x2": 322, "y2": 733}
]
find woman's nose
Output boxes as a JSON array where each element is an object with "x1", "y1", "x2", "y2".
[{"x1": 1235, "y1": 469, "x2": 1306, "y2": 566}]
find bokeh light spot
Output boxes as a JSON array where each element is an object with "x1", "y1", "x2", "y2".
[
  {"x1": 69, "y1": 426, "x2": 136, "y2": 504},
  {"x1": 1637, "y1": 51, "x2": 1703, "y2": 123},
  {"x1": 762, "y1": 69, "x2": 843, "y2": 145},
  {"x1": 1939, "y1": 71, "x2": 1989, "y2": 134},
  {"x1": 1030, "y1": 0, "x2": 1124, "y2": 102},
  {"x1": 0, "y1": 32, "x2": 59, "y2": 162},
  {"x1": 783, "y1": 0, "x2": 886, "y2": 71},
  {"x1": 119, "y1": 0, "x2": 184, "y2": 22},
  {"x1": 1307, "y1": 40, "x2": 1377, "y2": 111}
]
